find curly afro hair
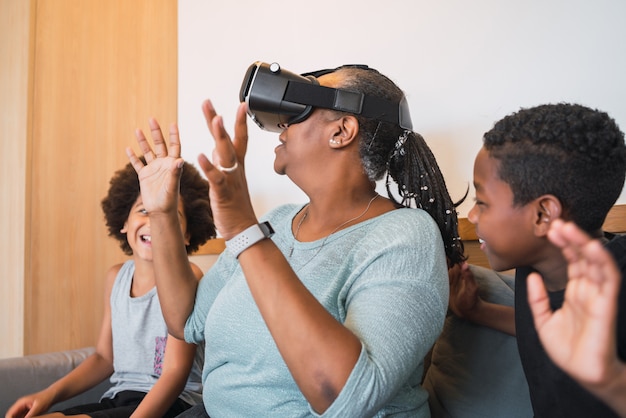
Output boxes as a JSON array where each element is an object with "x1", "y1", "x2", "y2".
[
  {"x1": 483, "y1": 103, "x2": 626, "y2": 233},
  {"x1": 101, "y1": 160, "x2": 216, "y2": 255}
]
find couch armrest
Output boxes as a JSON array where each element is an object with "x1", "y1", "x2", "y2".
[{"x1": 0, "y1": 347, "x2": 111, "y2": 415}]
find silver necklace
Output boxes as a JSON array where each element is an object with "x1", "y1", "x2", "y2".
[{"x1": 288, "y1": 194, "x2": 379, "y2": 262}]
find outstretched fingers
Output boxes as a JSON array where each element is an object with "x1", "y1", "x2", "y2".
[
  {"x1": 167, "y1": 122, "x2": 182, "y2": 159},
  {"x1": 148, "y1": 118, "x2": 168, "y2": 158},
  {"x1": 125, "y1": 117, "x2": 185, "y2": 216},
  {"x1": 204, "y1": 101, "x2": 233, "y2": 164},
  {"x1": 131, "y1": 118, "x2": 181, "y2": 165},
  {"x1": 548, "y1": 219, "x2": 593, "y2": 264},
  {"x1": 134, "y1": 126, "x2": 156, "y2": 163},
  {"x1": 196, "y1": 99, "x2": 258, "y2": 238},
  {"x1": 580, "y1": 236, "x2": 621, "y2": 291},
  {"x1": 199, "y1": 100, "x2": 248, "y2": 181},
  {"x1": 549, "y1": 220, "x2": 619, "y2": 290},
  {"x1": 126, "y1": 146, "x2": 145, "y2": 174},
  {"x1": 232, "y1": 101, "x2": 249, "y2": 163}
]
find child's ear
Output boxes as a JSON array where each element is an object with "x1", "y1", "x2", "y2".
[
  {"x1": 120, "y1": 223, "x2": 128, "y2": 234},
  {"x1": 183, "y1": 231, "x2": 191, "y2": 246},
  {"x1": 534, "y1": 195, "x2": 562, "y2": 236}
]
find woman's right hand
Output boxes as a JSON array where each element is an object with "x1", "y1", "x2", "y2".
[{"x1": 195, "y1": 99, "x2": 260, "y2": 240}]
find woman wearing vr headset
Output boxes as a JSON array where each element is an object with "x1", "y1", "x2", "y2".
[{"x1": 127, "y1": 62, "x2": 464, "y2": 417}]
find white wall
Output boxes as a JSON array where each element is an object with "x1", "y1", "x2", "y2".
[{"x1": 178, "y1": 0, "x2": 626, "y2": 219}]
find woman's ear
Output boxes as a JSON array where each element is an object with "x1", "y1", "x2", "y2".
[
  {"x1": 120, "y1": 223, "x2": 128, "y2": 234},
  {"x1": 534, "y1": 195, "x2": 562, "y2": 235},
  {"x1": 329, "y1": 115, "x2": 359, "y2": 149}
]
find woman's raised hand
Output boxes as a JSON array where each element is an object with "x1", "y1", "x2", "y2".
[
  {"x1": 127, "y1": 99, "x2": 258, "y2": 240},
  {"x1": 127, "y1": 118, "x2": 184, "y2": 216},
  {"x1": 197, "y1": 99, "x2": 258, "y2": 240}
]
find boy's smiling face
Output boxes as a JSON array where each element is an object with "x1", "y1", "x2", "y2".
[{"x1": 468, "y1": 147, "x2": 542, "y2": 272}]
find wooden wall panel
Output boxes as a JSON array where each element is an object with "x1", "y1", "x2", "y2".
[
  {"x1": 0, "y1": 0, "x2": 34, "y2": 359},
  {"x1": 26, "y1": 0, "x2": 177, "y2": 355}
]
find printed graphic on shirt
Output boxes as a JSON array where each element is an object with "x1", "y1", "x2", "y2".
[{"x1": 154, "y1": 336, "x2": 167, "y2": 376}]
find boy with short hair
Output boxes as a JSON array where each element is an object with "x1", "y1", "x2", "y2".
[{"x1": 457, "y1": 103, "x2": 626, "y2": 417}]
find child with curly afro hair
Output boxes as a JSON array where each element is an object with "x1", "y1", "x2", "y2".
[{"x1": 6, "y1": 160, "x2": 216, "y2": 418}]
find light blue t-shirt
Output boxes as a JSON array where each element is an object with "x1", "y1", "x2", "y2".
[
  {"x1": 185, "y1": 205, "x2": 449, "y2": 417},
  {"x1": 105, "y1": 261, "x2": 203, "y2": 406}
]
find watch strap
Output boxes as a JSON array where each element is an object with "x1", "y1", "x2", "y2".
[{"x1": 225, "y1": 221, "x2": 275, "y2": 258}]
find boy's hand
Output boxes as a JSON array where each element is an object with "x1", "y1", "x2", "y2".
[
  {"x1": 448, "y1": 262, "x2": 482, "y2": 319},
  {"x1": 528, "y1": 219, "x2": 625, "y2": 409}
]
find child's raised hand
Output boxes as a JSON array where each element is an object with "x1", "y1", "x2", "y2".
[{"x1": 127, "y1": 118, "x2": 184, "y2": 217}]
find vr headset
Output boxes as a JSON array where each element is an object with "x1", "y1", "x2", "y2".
[{"x1": 239, "y1": 61, "x2": 413, "y2": 133}]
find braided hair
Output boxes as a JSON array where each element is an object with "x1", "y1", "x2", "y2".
[{"x1": 334, "y1": 66, "x2": 466, "y2": 265}]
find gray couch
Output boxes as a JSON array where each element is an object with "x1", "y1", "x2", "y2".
[
  {"x1": 422, "y1": 265, "x2": 533, "y2": 418},
  {"x1": 0, "y1": 347, "x2": 112, "y2": 415}
]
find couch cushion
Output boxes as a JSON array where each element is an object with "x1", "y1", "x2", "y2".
[{"x1": 422, "y1": 265, "x2": 533, "y2": 418}]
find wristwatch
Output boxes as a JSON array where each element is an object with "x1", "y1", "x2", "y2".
[{"x1": 225, "y1": 221, "x2": 275, "y2": 258}]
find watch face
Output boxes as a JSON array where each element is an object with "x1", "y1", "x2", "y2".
[{"x1": 261, "y1": 221, "x2": 275, "y2": 237}]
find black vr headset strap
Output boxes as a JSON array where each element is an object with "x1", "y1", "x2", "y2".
[{"x1": 283, "y1": 81, "x2": 412, "y2": 130}]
